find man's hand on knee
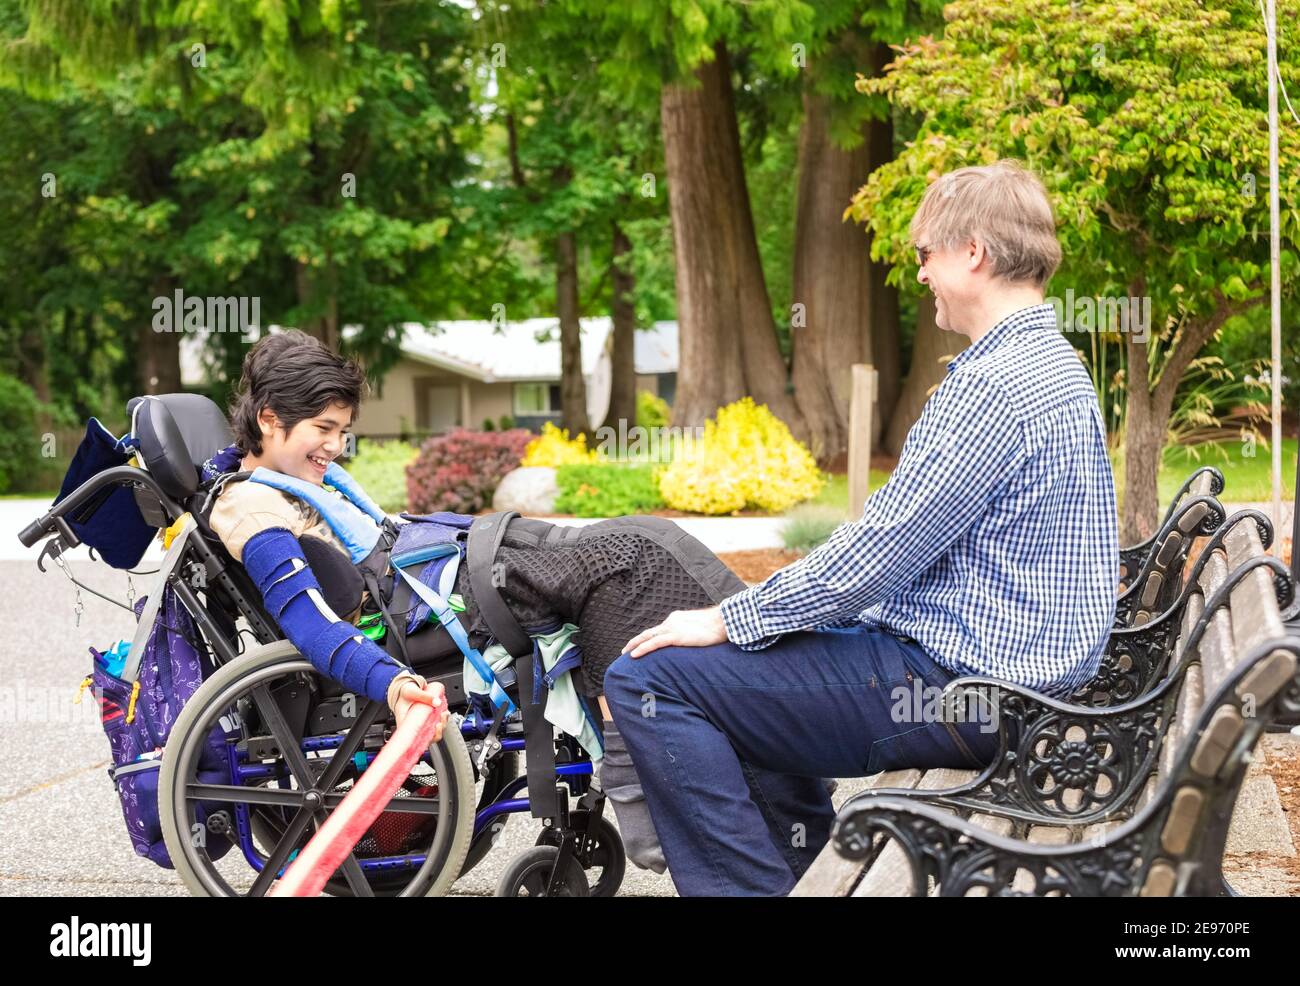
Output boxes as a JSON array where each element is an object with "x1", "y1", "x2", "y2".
[{"x1": 623, "y1": 606, "x2": 728, "y2": 658}]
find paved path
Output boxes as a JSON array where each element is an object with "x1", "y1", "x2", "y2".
[{"x1": 2, "y1": 497, "x2": 1294, "y2": 896}]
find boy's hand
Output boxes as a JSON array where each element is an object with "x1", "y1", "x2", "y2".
[
  {"x1": 388, "y1": 674, "x2": 449, "y2": 741},
  {"x1": 623, "y1": 606, "x2": 728, "y2": 658}
]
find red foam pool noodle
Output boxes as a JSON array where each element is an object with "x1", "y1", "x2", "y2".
[{"x1": 269, "y1": 694, "x2": 447, "y2": 897}]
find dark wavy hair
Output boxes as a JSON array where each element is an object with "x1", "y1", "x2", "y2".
[{"x1": 228, "y1": 329, "x2": 369, "y2": 456}]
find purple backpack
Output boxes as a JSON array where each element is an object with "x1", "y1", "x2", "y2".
[{"x1": 85, "y1": 586, "x2": 236, "y2": 868}]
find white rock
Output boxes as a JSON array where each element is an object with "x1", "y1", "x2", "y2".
[{"x1": 492, "y1": 466, "x2": 559, "y2": 515}]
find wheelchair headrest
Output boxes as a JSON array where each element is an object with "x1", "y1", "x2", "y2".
[{"x1": 127, "y1": 394, "x2": 235, "y2": 501}]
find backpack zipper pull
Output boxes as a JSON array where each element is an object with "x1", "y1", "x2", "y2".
[
  {"x1": 125, "y1": 680, "x2": 141, "y2": 724},
  {"x1": 74, "y1": 676, "x2": 92, "y2": 704}
]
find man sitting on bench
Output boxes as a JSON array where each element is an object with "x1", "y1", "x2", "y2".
[{"x1": 605, "y1": 159, "x2": 1121, "y2": 897}]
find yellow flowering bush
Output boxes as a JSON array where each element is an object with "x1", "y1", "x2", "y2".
[
  {"x1": 657, "y1": 397, "x2": 823, "y2": 514},
  {"x1": 520, "y1": 421, "x2": 601, "y2": 467}
]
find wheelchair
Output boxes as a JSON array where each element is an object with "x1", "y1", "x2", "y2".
[{"x1": 20, "y1": 393, "x2": 624, "y2": 897}]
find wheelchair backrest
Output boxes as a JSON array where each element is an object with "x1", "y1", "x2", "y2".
[{"x1": 128, "y1": 393, "x2": 234, "y2": 502}]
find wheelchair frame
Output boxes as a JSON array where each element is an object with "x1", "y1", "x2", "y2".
[{"x1": 23, "y1": 460, "x2": 621, "y2": 897}]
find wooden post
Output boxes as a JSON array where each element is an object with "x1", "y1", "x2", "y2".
[{"x1": 848, "y1": 364, "x2": 877, "y2": 519}]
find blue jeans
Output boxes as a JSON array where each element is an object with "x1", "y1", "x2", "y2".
[{"x1": 603, "y1": 625, "x2": 1000, "y2": 896}]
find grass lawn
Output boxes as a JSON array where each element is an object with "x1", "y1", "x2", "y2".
[
  {"x1": 789, "y1": 469, "x2": 891, "y2": 517},
  {"x1": 801, "y1": 438, "x2": 1297, "y2": 517},
  {"x1": 1153, "y1": 437, "x2": 1296, "y2": 504}
]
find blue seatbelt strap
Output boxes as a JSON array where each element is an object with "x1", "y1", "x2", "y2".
[
  {"x1": 395, "y1": 565, "x2": 516, "y2": 715},
  {"x1": 540, "y1": 645, "x2": 584, "y2": 692}
]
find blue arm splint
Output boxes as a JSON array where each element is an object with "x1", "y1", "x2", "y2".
[{"x1": 242, "y1": 526, "x2": 411, "y2": 705}]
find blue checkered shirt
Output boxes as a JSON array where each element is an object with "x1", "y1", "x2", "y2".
[{"x1": 720, "y1": 303, "x2": 1119, "y2": 696}]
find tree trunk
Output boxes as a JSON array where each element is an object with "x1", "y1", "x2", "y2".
[
  {"x1": 608, "y1": 221, "x2": 638, "y2": 432},
  {"x1": 294, "y1": 261, "x2": 339, "y2": 350},
  {"x1": 790, "y1": 38, "x2": 899, "y2": 464},
  {"x1": 1121, "y1": 381, "x2": 1167, "y2": 544},
  {"x1": 140, "y1": 277, "x2": 182, "y2": 395},
  {"x1": 865, "y1": 42, "x2": 901, "y2": 441},
  {"x1": 1121, "y1": 295, "x2": 1171, "y2": 545},
  {"x1": 790, "y1": 84, "x2": 865, "y2": 464},
  {"x1": 17, "y1": 318, "x2": 50, "y2": 405},
  {"x1": 661, "y1": 42, "x2": 806, "y2": 438},
  {"x1": 1120, "y1": 287, "x2": 1260, "y2": 541},
  {"x1": 555, "y1": 230, "x2": 590, "y2": 436},
  {"x1": 884, "y1": 295, "x2": 968, "y2": 456}
]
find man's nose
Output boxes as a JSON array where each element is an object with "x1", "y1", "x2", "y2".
[{"x1": 917, "y1": 265, "x2": 929, "y2": 286}]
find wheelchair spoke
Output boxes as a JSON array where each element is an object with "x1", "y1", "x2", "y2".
[
  {"x1": 315, "y1": 698, "x2": 385, "y2": 791},
  {"x1": 335, "y1": 852, "x2": 375, "y2": 898},
  {"x1": 249, "y1": 683, "x2": 319, "y2": 790},
  {"x1": 249, "y1": 805, "x2": 319, "y2": 897},
  {"x1": 185, "y1": 783, "x2": 308, "y2": 807},
  {"x1": 375, "y1": 793, "x2": 442, "y2": 816}
]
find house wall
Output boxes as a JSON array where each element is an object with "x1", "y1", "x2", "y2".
[
  {"x1": 355, "y1": 357, "x2": 520, "y2": 436},
  {"x1": 355, "y1": 359, "x2": 424, "y2": 435},
  {"x1": 357, "y1": 357, "x2": 669, "y2": 438},
  {"x1": 468, "y1": 379, "x2": 514, "y2": 429}
]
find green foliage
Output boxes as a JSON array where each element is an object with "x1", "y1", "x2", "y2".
[
  {"x1": 850, "y1": 0, "x2": 1300, "y2": 333},
  {"x1": 779, "y1": 504, "x2": 846, "y2": 551},
  {"x1": 0, "y1": 376, "x2": 46, "y2": 494},
  {"x1": 554, "y1": 462, "x2": 665, "y2": 517},
  {"x1": 342, "y1": 439, "x2": 418, "y2": 513},
  {"x1": 635, "y1": 390, "x2": 670, "y2": 430}
]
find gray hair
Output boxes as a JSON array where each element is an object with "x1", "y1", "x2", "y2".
[{"x1": 910, "y1": 159, "x2": 1062, "y2": 288}]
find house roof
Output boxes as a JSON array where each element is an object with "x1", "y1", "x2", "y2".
[
  {"x1": 180, "y1": 319, "x2": 678, "y2": 387},
  {"x1": 383, "y1": 318, "x2": 678, "y2": 383},
  {"x1": 396, "y1": 318, "x2": 609, "y2": 382}
]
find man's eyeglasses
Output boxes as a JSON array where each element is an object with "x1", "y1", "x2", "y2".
[{"x1": 915, "y1": 244, "x2": 933, "y2": 267}]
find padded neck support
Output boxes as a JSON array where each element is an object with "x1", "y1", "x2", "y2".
[{"x1": 243, "y1": 526, "x2": 410, "y2": 704}]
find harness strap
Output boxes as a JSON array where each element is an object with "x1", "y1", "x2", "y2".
[
  {"x1": 364, "y1": 568, "x2": 411, "y2": 668},
  {"x1": 516, "y1": 639, "x2": 559, "y2": 820},
  {"x1": 467, "y1": 511, "x2": 532, "y2": 658},
  {"x1": 396, "y1": 566, "x2": 516, "y2": 715}
]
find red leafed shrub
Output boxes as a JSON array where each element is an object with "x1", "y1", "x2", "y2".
[{"x1": 406, "y1": 427, "x2": 533, "y2": 514}]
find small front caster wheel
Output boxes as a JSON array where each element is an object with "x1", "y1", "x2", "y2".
[{"x1": 495, "y1": 846, "x2": 590, "y2": 897}]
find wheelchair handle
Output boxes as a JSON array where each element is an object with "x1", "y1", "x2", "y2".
[
  {"x1": 18, "y1": 517, "x2": 49, "y2": 548},
  {"x1": 17, "y1": 465, "x2": 180, "y2": 550},
  {"x1": 18, "y1": 512, "x2": 80, "y2": 549}
]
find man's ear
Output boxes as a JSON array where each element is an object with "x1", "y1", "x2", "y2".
[{"x1": 966, "y1": 238, "x2": 986, "y2": 272}]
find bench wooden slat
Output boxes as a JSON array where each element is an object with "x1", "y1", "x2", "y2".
[
  {"x1": 1194, "y1": 552, "x2": 1236, "y2": 695},
  {"x1": 850, "y1": 768, "x2": 977, "y2": 897},
  {"x1": 1223, "y1": 522, "x2": 1285, "y2": 652},
  {"x1": 1164, "y1": 662, "x2": 1202, "y2": 778},
  {"x1": 790, "y1": 769, "x2": 924, "y2": 896}
]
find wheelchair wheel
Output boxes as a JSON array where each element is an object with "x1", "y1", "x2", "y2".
[
  {"x1": 460, "y1": 750, "x2": 520, "y2": 878},
  {"x1": 536, "y1": 817, "x2": 625, "y2": 897},
  {"x1": 159, "y1": 640, "x2": 475, "y2": 897},
  {"x1": 495, "y1": 846, "x2": 589, "y2": 897}
]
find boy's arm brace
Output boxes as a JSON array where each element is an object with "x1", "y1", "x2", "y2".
[{"x1": 241, "y1": 526, "x2": 418, "y2": 706}]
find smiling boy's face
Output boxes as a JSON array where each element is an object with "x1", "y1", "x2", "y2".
[{"x1": 241, "y1": 401, "x2": 354, "y2": 485}]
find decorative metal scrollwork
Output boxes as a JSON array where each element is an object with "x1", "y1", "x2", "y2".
[{"x1": 834, "y1": 803, "x2": 1150, "y2": 896}]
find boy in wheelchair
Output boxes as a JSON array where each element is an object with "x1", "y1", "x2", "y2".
[{"x1": 205, "y1": 329, "x2": 748, "y2": 875}]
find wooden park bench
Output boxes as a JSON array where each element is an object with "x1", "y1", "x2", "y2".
[
  {"x1": 1117, "y1": 465, "x2": 1224, "y2": 595},
  {"x1": 793, "y1": 510, "x2": 1296, "y2": 896}
]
